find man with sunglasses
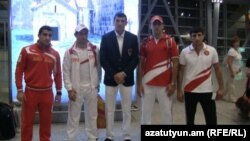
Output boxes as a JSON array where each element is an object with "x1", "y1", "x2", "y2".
[
  {"x1": 15, "y1": 25, "x2": 62, "y2": 141},
  {"x1": 63, "y1": 24, "x2": 101, "y2": 141}
]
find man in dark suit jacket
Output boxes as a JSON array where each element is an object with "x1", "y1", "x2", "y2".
[{"x1": 100, "y1": 12, "x2": 139, "y2": 141}]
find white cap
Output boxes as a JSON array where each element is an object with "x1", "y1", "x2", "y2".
[{"x1": 75, "y1": 24, "x2": 88, "y2": 32}]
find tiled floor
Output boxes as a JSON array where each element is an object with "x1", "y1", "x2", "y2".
[
  {"x1": 5, "y1": 66, "x2": 250, "y2": 141},
  {"x1": 8, "y1": 99, "x2": 250, "y2": 141}
]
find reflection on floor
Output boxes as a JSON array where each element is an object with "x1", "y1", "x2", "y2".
[
  {"x1": 4, "y1": 66, "x2": 250, "y2": 141},
  {"x1": 8, "y1": 98, "x2": 250, "y2": 141}
]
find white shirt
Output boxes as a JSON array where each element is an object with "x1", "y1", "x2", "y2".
[
  {"x1": 227, "y1": 47, "x2": 242, "y2": 72},
  {"x1": 154, "y1": 38, "x2": 159, "y2": 44},
  {"x1": 179, "y1": 43, "x2": 219, "y2": 92},
  {"x1": 63, "y1": 42, "x2": 101, "y2": 91},
  {"x1": 115, "y1": 31, "x2": 125, "y2": 55},
  {"x1": 76, "y1": 47, "x2": 91, "y2": 87}
]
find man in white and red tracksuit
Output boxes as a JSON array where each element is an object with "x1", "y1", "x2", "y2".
[
  {"x1": 15, "y1": 25, "x2": 62, "y2": 141},
  {"x1": 137, "y1": 15, "x2": 179, "y2": 125},
  {"x1": 63, "y1": 24, "x2": 101, "y2": 141}
]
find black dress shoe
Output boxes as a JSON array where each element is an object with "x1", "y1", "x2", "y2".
[
  {"x1": 124, "y1": 140, "x2": 131, "y2": 141},
  {"x1": 104, "y1": 138, "x2": 113, "y2": 141}
]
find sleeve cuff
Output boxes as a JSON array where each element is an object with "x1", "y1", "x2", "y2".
[
  {"x1": 56, "y1": 91, "x2": 62, "y2": 96},
  {"x1": 17, "y1": 89, "x2": 23, "y2": 92}
]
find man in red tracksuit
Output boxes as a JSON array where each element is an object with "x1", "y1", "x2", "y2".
[{"x1": 15, "y1": 25, "x2": 62, "y2": 141}]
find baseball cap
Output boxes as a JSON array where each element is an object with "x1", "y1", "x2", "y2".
[
  {"x1": 150, "y1": 15, "x2": 163, "y2": 24},
  {"x1": 75, "y1": 24, "x2": 88, "y2": 32}
]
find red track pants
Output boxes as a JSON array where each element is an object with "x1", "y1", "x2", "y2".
[{"x1": 21, "y1": 88, "x2": 53, "y2": 141}]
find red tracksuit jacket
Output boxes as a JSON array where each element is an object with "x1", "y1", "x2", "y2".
[{"x1": 15, "y1": 43, "x2": 62, "y2": 92}]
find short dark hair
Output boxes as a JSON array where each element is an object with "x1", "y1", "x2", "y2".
[
  {"x1": 231, "y1": 35, "x2": 240, "y2": 45},
  {"x1": 189, "y1": 27, "x2": 204, "y2": 35},
  {"x1": 38, "y1": 25, "x2": 52, "y2": 35},
  {"x1": 113, "y1": 12, "x2": 127, "y2": 21},
  {"x1": 173, "y1": 36, "x2": 180, "y2": 44}
]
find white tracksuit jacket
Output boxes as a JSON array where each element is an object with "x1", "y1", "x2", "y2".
[
  {"x1": 63, "y1": 42, "x2": 101, "y2": 91},
  {"x1": 63, "y1": 42, "x2": 101, "y2": 141}
]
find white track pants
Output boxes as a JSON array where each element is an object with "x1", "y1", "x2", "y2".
[
  {"x1": 141, "y1": 85, "x2": 173, "y2": 124},
  {"x1": 66, "y1": 87, "x2": 98, "y2": 141},
  {"x1": 105, "y1": 85, "x2": 132, "y2": 140}
]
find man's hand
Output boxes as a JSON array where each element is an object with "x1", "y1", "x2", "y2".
[
  {"x1": 136, "y1": 84, "x2": 144, "y2": 97},
  {"x1": 54, "y1": 95, "x2": 61, "y2": 104},
  {"x1": 216, "y1": 88, "x2": 224, "y2": 100},
  {"x1": 114, "y1": 72, "x2": 126, "y2": 84},
  {"x1": 68, "y1": 89, "x2": 77, "y2": 102},
  {"x1": 166, "y1": 83, "x2": 176, "y2": 97},
  {"x1": 17, "y1": 91, "x2": 25, "y2": 103},
  {"x1": 177, "y1": 90, "x2": 184, "y2": 102}
]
